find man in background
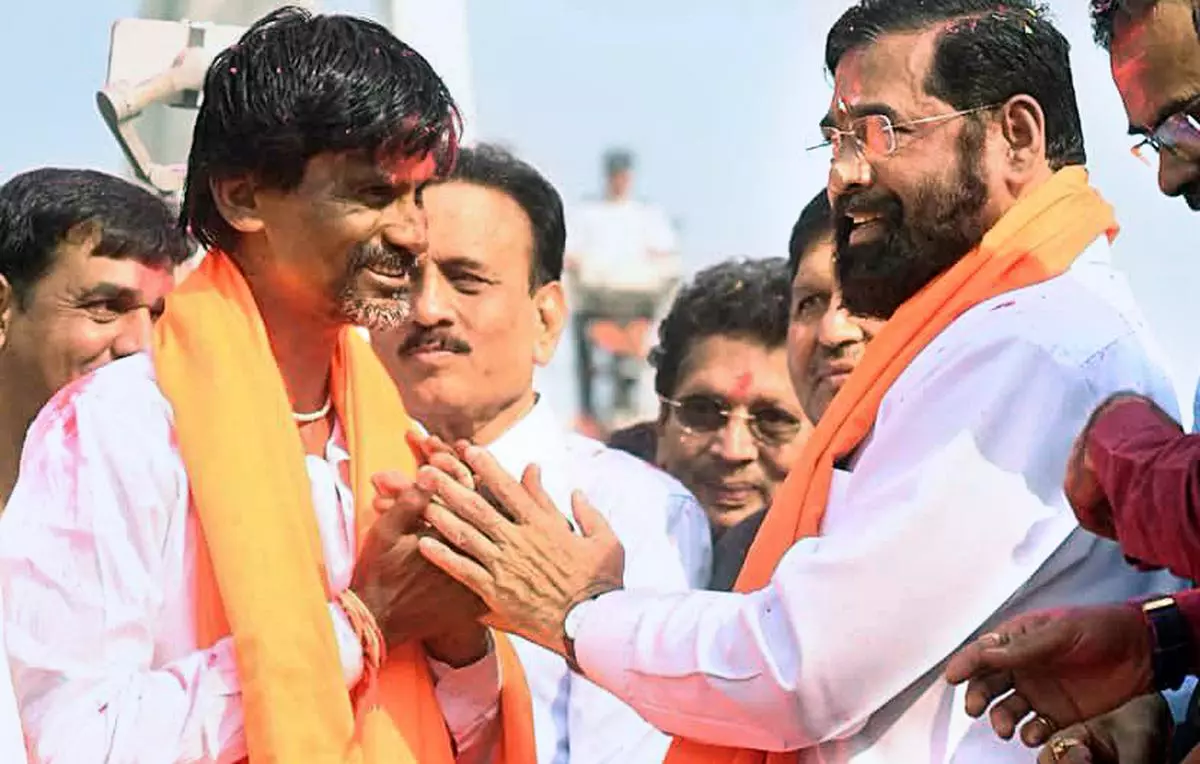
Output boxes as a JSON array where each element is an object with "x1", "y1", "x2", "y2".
[
  {"x1": 710, "y1": 189, "x2": 884, "y2": 590},
  {"x1": 568, "y1": 148, "x2": 680, "y2": 430},
  {"x1": 0, "y1": 168, "x2": 188, "y2": 511},
  {"x1": 649, "y1": 257, "x2": 809, "y2": 556},
  {"x1": 375, "y1": 144, "x2": 710, "y2": 763}
]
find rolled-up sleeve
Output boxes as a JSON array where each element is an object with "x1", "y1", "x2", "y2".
[{"x1": 1085, "y1": 398, "x2": 1200, "y2": 580}]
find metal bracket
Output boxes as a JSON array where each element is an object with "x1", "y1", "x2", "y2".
[{"x1": 95, "y1": 23, "x2": 209, "y2": 195}]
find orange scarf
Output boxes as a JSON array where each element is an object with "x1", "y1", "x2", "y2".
[
  {"x1": 152, "y1": 252, "x2": 536, "y2": 763},
  {"x1": 666, "y1": 166, "x2": 1117, "y2": 764}
]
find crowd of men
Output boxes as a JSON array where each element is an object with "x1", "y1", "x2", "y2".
[{"x1": 0, "y1": 0, "x2": 1196, "y2": 761}]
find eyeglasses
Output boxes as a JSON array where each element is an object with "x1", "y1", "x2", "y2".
[
  {"x1": 660, "y1": 394, "x2": 805, "y2": 447},
  {"x1": 806, "y1": 105, "x2": 1001, "y2": 159},
  {"x1": 1131, "y1": 95, "x2": 1200, "y2": 166}
]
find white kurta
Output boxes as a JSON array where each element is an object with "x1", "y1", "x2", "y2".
[
  {"x1": 572, "y1": 237, "x2": 1186, "y2": 762},
  {"x1": 0, "y1": 356, "x2": 500, "y2": 763},
  {"x1": 0, "y1": 598, "x2": 27, "y2": 762}
]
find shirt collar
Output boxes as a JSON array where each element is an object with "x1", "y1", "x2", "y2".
[{"x1": 487, "y1": 394, "x2": 565, "y2": 477}]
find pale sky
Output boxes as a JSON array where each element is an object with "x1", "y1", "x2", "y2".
[{"x1": 1, "y1": 0, "x2": 1197, "y2": 422}]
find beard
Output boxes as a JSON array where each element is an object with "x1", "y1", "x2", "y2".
[
  {"x1": 834, "y1": 121, "x2": 990, "y2": 320},
  {"x1": 335, "y1": 240, "x2": 418, "y2": 331}
]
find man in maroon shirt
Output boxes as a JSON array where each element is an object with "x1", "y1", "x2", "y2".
[{"x1": 946, "y1": 0, "x2": 1200, "y2": 761}]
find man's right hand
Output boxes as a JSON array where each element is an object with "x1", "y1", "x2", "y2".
[
  {"x1": 945, "y1": 604, "x2": 1154, "y2": 746},
  {"x1": 1037, "y1": 694, "x2": 1172, "y2": 763},
  {"x1": 351, "y1": 460, "x2": 486, "y2": 649}
]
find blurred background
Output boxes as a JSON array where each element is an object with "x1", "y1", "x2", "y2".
[{"x1": 2, "y1": 0, "x2": 1197, "y2": 427}]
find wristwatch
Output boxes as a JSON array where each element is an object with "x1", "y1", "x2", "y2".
[
  {"x1": 563, "y1": 597, "x2": 600, "y2": 674},
  {"x1": 1142, "y1": 596, "x2": 1195, "y2": 691}
]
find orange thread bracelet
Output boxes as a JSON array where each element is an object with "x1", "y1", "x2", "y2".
[{"x1": 336, "y1": 589, "x2": 387, "y2": 708}]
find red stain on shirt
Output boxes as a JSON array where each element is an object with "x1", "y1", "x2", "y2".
[{"x1": 35, "y1": 374, "x2": 96, "y2": 449}]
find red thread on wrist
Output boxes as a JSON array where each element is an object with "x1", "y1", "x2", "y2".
[{"x1": 337, "y1": 589, "x2": 387, "y2": 713}]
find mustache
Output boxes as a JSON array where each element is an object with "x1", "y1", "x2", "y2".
[
  {"x1": 349, "y1": 242, "x2": 420, "y2": 275},
  {"x1": 400, "y1": 328, "x2": 472, "y2": 355}
]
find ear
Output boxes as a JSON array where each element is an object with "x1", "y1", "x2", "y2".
[
  {"x1": 531, "y1": 280, "x2": 566, "y2": 367},
  {"x1": 210, "y1": 176, "x2": 266, "y2": 236},
  {"x1": 997, "y1": 94, "x2": 1047, "y2": 177},
  {"x1": 0, "y1": 275, "x2": 14, "y2": 352}
]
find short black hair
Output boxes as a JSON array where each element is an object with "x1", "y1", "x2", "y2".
[
  {"x1": 1090, "y1": 0, "x2": 1200, "y2": 49},
  {"x1": 787, "y1": 190, "x2": 834, "y2": 283},
  {"x1": 0, "y1": 168, "x2": 190, "y2": 307},
  {"x1": 440, "y1": 144, "x2": 565, "y2": 288},
  {"x1": 607, "y1": 420, "x2": 658, "y2": 464},
  {"x1": 826, "y1": 0, "x2": 1086, "y2": 169},
  {"x1": 650, "y1": 257, "x2": 792, "y2": 398},
  {"x1": 182, "y1": 6, "x2": 460, "y2": 252},
  {"x1": 604, "y1": 148, "x2": 635, "y2": 176}
]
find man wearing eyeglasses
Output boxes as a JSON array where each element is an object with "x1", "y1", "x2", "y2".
[
  {"x1": 1104, "y1": 0, "x2": 1200, "y2": 208},
  {"x1": 708, "y1": 195, "x2": 884, "y2": 592},
  {"x1": 646, "y1": 258, "x2": 810, "y2": 585},
  {"x1": 393, "y1": 1, "x2": 1182, "y2": 762}
]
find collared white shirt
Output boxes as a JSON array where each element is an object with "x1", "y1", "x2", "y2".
[
  {"x1": 571, "y1": 237, "x2": 1186, "y2": 762},
  {"x1": 480, "y1": 397, "x2": 711, "y2": 764},
  {"x1": 0, "y1": 353, "x2": 500, "y2": 763},
  {"x1": 0, "y1": 597, "x2": 27, "y2": 762}
]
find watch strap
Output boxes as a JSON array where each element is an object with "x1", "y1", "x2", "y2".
[{"x1": 1143, "y1": 596, "x2": 1195, "y2": 691}]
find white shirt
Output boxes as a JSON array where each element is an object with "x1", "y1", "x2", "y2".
[
  {"x1": 567, "y1": 198, "x2": 680, "y2": 293},
  {"x1": 571, "y1": 237, "x2": 1187, "y2": 762},
  {"x1": 0, "y1": 353, "x2": 500, "y2": 763},
  {"x1": 0, "y1": 596, "x2": 27, "y2": 762},
  {"x1": 482, "y1": 398, "x2": 711, "y2": 764}
]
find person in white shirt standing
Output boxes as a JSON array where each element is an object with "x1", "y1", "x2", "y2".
[
  {"x1": 567, "y1": 149, "x2": 681, "y2": 429},
  {"x1": 0, "y1": 167, "x2": 192, "y2": 762},
  {"x1": 395, "y1": 2, "x2": 1192, "y2": 762},
  {"x1": 373, "y1": 143, "x2": 711, "y2": 764},
  {"x1": 0, "y1": 9, "x2": 530, "y2": 761}
]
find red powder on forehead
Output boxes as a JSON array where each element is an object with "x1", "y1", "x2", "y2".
[
  {"x1": 732, "y1": 371, "x2": 754, "y2": 399},
  {"x1": 380, "y1": 152, "x2": 438, "y2": 185}
]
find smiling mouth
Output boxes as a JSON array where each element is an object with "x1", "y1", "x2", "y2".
[
  {"x1": 404, "y1": 338, "x2": 465, "y2": 356},
  {"x1": 708, "y1": 482, "x2": 757, "y2": 502},
  {"x1": 362, "y1": 265, "x2": 414, "y2": 292},
  {"x1": 409, "y1": 343, "x2": 453, "y2": 354},
  {"x1": 366, "y1": 264, "x2": 409, "y2": 278},
  {"x1": 846, "y1": 216, "x2": 887, "y2": 241}
]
